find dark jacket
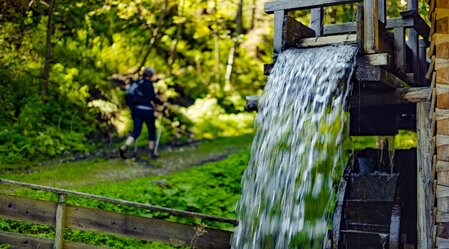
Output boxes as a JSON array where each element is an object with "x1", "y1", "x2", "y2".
[{"x1": 136, "y1": 78, "x2": 157, "y2": 109}]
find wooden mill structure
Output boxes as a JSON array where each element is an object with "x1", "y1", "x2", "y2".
[{"x1": 249, "y1": 0, "x2": 447, "y2": 248}]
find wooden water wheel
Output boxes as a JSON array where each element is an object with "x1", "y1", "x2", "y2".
[{"x1": 332, "y1": 149, "x2": 417, "y2": 249}]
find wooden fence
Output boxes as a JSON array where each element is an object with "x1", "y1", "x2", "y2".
[{"x1": 0, "y1": 179, "x2": 236, "y2": 249}]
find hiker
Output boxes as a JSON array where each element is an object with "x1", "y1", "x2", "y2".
[{"x1": 120, "y1": 67, "x2": 160, "y2": 159}]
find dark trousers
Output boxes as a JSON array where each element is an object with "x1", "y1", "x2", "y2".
[{"x1": 130, "y1": 108, "x2": 155, "y2": 141}]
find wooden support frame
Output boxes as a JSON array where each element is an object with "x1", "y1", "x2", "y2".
[
  {"x1": 265, "y1": 0, "x2": 363, "y2": 13},
  {"x1": 54, "y1": 194, "x2": 67, "y2": 249}
]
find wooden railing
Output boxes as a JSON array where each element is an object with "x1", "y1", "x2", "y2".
[{"x1": 0, "y1": 178, "x2": 236, "y2": 249}]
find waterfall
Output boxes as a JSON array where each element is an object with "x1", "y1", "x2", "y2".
[{"x1": 232, "y1": 44, "x2": 358, "y2": 249}]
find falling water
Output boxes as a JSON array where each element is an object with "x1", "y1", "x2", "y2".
[{"x1": 232, "y1": 44, "x2": 358, "y2": 249}]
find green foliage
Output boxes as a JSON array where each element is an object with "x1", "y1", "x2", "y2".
[{"x1": 0, "y1": 149, "x2": 251, "y2": 247}]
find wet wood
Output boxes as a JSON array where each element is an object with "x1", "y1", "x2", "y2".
[
  {"x1": 264, "y1": 0, "x2": 362, "y2": 13},
  {"x1": 332, "y1": 164, "x2": 351, "y2": 249},
  {"x1": 273, "y1": 10, "x2": 286, "y2": 60},
  {"x1": 0, "y1": 193, "x2": 232, "y2": 249}
]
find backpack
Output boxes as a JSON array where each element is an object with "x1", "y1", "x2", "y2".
[{"x1": 125, "y1": 79, "x2": 144, "y2": 107}]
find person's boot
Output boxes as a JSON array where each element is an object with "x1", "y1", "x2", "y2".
[
  {"x1": 148, "y1": 148, "x2": 159, "y2": 159},
  {"x1": 119, "y1": 146, "x2": 128, "y2": 159}
]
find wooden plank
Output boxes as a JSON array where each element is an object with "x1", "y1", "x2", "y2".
[
  {"x1": 283, "y1": 15, "x2": 316, "y2": 49},
  {"x1": 437, "y1": 159, "x2": 449, "y2": 172},
  {"x1": 436, "y1": 237, "x2": 449, "y2": 247},
  {"x1": 264, "y1": 0, "x2": 362, "y2": 13},
  {"x1": 296, "y1": 34, "x2": 357, "y2": 48},
  {"x1": 420, "y1": 39, "x2": 429, "y2": 85},
  {"x1": 0, "y1": 231, "x2": 106, "y2": 249},
  {"x1": 437, "y1": 67, "x2": 449, "y2": 84},
  {"x1": 357, "y1": 53, "x2": 390, "y2": 66},
  {"x1": 323, "y1": 17, "x2": 414, "y2": 36},
  {"x1": 437, "y1": 222, "x2": 449, "y2": 238},
  {"x1": 435, "y1": 34, "x2": 449, "y2": 59},
  {"x1": 0, "y1": 178, "x2": 237, "y2": 225},
  {"x1": 54, "y1": 194, "x2": 67, "y2": 249},
  {"x1": 417, "y1": 100, "x2": 434, "y2": 249},
  {"x1": 437, "y1": 16, "x2": 449, "y2": 34},
  {"x1": 349, "y1": 87, "x2": 431, "y2": 107},
  {"x1": 357, "y1": 4, "x2": 364, "y2": 48},
  {"x1": 310, "y1": 8, "x2": 324, "y2": 36},
  {"x1": 0, "y1": 194, "x2": 233, "y2": 249},
  {"x1": 437, "y1": 184, "x2": 449, "y2": 198},
  {"x1": 438, "y1": 171, "x2": 449, "y2": 186},
  {"x1": 438, "y1": 197, "x2": 449, "y2": 213},
  {"x1": 65, "y1": 205, "x2": 232, "y2": 249},
  {"x1": 427, "y1": 55, "x2": 436, "y2": 80},
  {"x1": 437, "y1": 211, "x2": 449, "y2": 223},
  {"x1": 356, "y1": 64, "x2": 409, "y2": 89},
  {"x1": 364, "y1": 0, "x2": 379, "y2": 53}
]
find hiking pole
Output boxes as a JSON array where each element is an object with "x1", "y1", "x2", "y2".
[
  {"x1": 133, "y1": 137, "x2": 139, "y2": 157},
  {"x1": 154, "y1": 127, "x2": 162, "y2": 155}
]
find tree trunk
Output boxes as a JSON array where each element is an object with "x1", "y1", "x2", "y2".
[
  {"x1": 167, "y1": 0, "x2": 185, "y2": 75},
  {"x1": 250, "y1": 0, "x2": 256, "y2": 30},
  {"x1": 135, "y1": 0, "x2": 169, "y2": 74},
  {"x1": 41, "y1": 0, "x2": 56, "y2": 102},
  {"x1": 224, "y1": 0, "x2": 243, "y2": 85},
  {"x1": 213, "y1": 0, "x2": 220, "y2": 78}
]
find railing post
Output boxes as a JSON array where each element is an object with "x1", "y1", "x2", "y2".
[{"x1": 54, "y1": 194, "x2": 67, "y2": 249}]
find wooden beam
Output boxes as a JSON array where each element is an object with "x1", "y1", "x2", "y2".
[
  {"x1": 264, "y1": 53, "x2": 390, "y2": 76},
  {"x1": 364, "y1": 0, "x2": 379, "y2": 53},
  {"x1": 394, "y1": 27, "x2": 406, "y2": 73},
  {"x1": 283, "y1": 15, "x2": 316, "y2": 49},
  {"x1": 356, "y1": 64, "x2": 409, "y2": 89},
  {"x1": 323, "y1": 15, "x2": 429, "y2": 40},
  {"x1": 310, "y1": 8, "x2": 324, "y2": 36},
  {"x1": 246, "y1": 87, "x2": 431, "y2": 110},
  {"x1": 273, "y1": 10, "x2": 286, "y2": 61},
  {"x1": 264, "y1": 0, "x2": 362, "y2": 14},
  {"x1": 417, "y1": 100, "x2": 434, "y2": 249},
  {"x1": 378, "y1": 0, "x2": 386, "y2": 24},
  {"x1": 297, "y1": 34, "x2": 357, "y2": 48}
]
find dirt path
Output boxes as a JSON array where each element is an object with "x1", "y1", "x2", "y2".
[{"x1": 0, "y1": 135, "x2": 253, "y2": 189}]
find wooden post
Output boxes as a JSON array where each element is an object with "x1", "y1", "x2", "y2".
[
  {"x1": 273, "y1": 10, "x2": 286, "y2": 61},
  {"x1": 417, "y1": 101, "x2": 434, "y2": 249},
  {"x1": 357, "y1": 5, "x2": 364, "y2": 49},
  {"x1": 363, "y1": 0, "x2": 379, "y2": 53},
  {"x1": 394, "y1": 27, "x2": 406, "y2": 74},
  {"x1": 378, "y1": 0, "x2": 386, "y2": 24},
  {"x1": 54, "y1": 194, "x2": 67, "y2": 249},
  {"x1": 311, "y1": 8, "x2": 324, "y2": 36},
  {"x1": 408, "y1": 0, "x2": 420, "y2": 85},
  {"x1": 420, "y1": 39, "x2": 429, "y2": 86}
]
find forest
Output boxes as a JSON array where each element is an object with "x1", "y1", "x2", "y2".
[
  {"x1": 0, "y1": 0, "x2": 429, "y2": 248},
  {"x1": 0, "y1": 0, "x2": 426, "y2": 164}
]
